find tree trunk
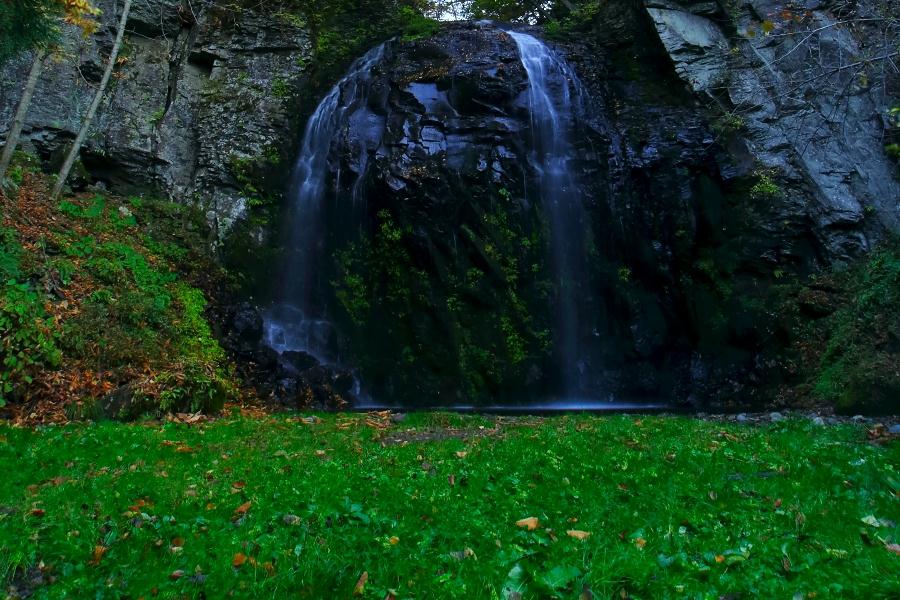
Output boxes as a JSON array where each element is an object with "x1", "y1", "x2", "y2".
[
  {"x1": 0, "y1": 48, "x2": 46, "y2": 184},
  {"x1": 51, "y1": 0, "x2": 132, "y2": 200}
]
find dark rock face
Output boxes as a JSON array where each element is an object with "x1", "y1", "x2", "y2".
[
  {"x1": 303, "y1": 17, "x2": 896, "y2": 408},
  {"x1": 0, "y1": 0, "x2": 312, "y2": 241},
  {"x1": 639, "y1": 0, "x2": 899, "y2": 259},
  {"x1": 294, "y1": 23, "x2": 724, "y2": 405}
]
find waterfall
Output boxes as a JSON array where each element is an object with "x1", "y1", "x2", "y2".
[
  {"x1": 264, "y1": 44, "x2": 387, "y2": 362},
  {"x1": 507, "y1": 31, "x2": 590, "y2": 396}
]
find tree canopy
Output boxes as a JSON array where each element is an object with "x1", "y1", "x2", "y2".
[{"x1": 0, "y1": 0, "x2": 99, "y2": 64}]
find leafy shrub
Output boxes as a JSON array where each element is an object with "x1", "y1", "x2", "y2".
[
  {"x1": 0, "y1": 282, "x2": 61, "y2": 405},
  {"x1": 813, "y1": 243, "x2": 900, "y2": 413}
]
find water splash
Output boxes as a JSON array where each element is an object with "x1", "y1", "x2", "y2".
[{"x1": 507, "y1": 31, "x2": 590, "y2": 395}]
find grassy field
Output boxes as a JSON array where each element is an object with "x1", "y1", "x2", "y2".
[{"x1": 0, "y1": 413, "x2": 897, "y2": 598}]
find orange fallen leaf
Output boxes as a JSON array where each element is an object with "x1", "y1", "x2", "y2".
[
  {"x1": 234, "y1": 501, "x2": 252, "y2": 515},
  {"x1": 886, "y1": 543, "x2": 900, "y2": 555},
  {"x1": 455, "y1": 451, "x2": 468, "y2": 458},
  {"x1": 566, "y1": 530, "x2": 591, "y2": 540},
  {"x1": 232, "y1": 553, "x2": 247, "y2": 568},
  {"x1": 516, "y1": 517, "x2": 539, "y2": 530},
  {"x1": 634, "y1": 537, "x2": 647, "y2": 549},
  {"x1": 715, "y1": 554, "x2": 725, "y2": 564},
  {"x1": 91, "y1": 545, "x2": 107, "y2": 565},
  {"x1": 169, "y1": 570, "x2": 185, "y2": 580},
  {"x1": 353, "y1": 571, "x2": 368, "y2": 595},
  {"x1": 30, "y1": 508, "x2": 45, "y2": 517}
]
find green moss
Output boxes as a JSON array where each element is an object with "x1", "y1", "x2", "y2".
[
  {"x1": 811, "y1": 243, "x2": 900, "y2": 413},
  {"x1": 749, "y1": 170, "x2": 783, "y2": 201},
  {"x1": 332, "y1": 192, "x2": 554, "y2": 404},
  {"x1": 271, "y1": 77, "x2": 291, "y2": 99}
]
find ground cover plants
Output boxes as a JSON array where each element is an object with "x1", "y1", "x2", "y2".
[{"x1": 0, "y1": 413, "x2": 897, "y2": 598}]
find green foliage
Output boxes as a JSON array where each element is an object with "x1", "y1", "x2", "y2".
[
  {"x1": 543, "y1": 1, "x2": 602, "y2": 38},
  {"x1": 0, "y1": 281, "x2": 61, "y2": 405},
  {"x1": 398, "y1": 6, "x2": 440, "y2": 41},
  {"x1": 0, "y1": 227, "x2": 61, "y2": 405},
  {"x1": 749, "y1": 170, "x2": 783, "y2": 201},
  {"x1": 711, "y1": 111, "x2": 747, "y2": 137},
  {"x1": 813, "y1": 243, "x2": 900, "y2": 413},
  {"x1": 333, "y1": 194, "x2": 552, "y2": 403},
  {"x1": 2, "y1": 169, "x2": 236, "y2": 415},
  {"x1": 0, "y1": 415, "x2": 897, "y2": 597},
  {"x1": 271, "y1": 77, "x2": 290, "y2": 99},
  {"x1": 0, "y1": 0, "x2": 58, "y2": 64},
  {"x1": 5, "y1": 151, "x2": 42, "y2": 187}
]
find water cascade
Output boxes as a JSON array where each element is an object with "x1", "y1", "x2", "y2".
[
  {"x1": 265, "y1": 28, "x2": 604, "y2": 406},
  {"x1": 263, "y1": 44, "x2": 387, "y2": 365},
  {"x1": 507, "y1": 31, "x2": 592, "y2": 396}
]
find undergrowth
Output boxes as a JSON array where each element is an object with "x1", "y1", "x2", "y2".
[
  {"x1": 0, "y1": 158, "x2": 236, "y2": 418},
  {"x1": 811, "y1": 241, "x2": 900, "y2": 413}
]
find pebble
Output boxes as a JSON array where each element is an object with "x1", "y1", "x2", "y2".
[
  {"x1": 811, "y1": 416, "x2": 826, "y2": 426},
  {"x1": 769, "y1": 412, "x2": 784, "y2": 422},
  {"x1": 889, "y1": 424, "x2": 900, "y2": 435},
  {"x1": 735, "y1": 413, "x2": 749, "y2": 423}
]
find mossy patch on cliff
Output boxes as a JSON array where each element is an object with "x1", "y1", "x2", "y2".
[
  {"x1": 332, "y1": 193, "x2": 554, "y2": 405},
  {"x1": 800, "y1": 241, "x2": 900, "y2": 414},
  {"x1": 0, "y1": 159, "x2": 237, "y2": 420}
]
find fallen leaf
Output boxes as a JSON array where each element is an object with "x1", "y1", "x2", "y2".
[
  {"x1": 91, "y1": 545, "x2": 107, "y2": 565},
  {"x1": 634, "y1": 537, "x2": 647, "y2": 549},
  {"x1": 886, "y1": 543, "x2": 900, "y2": 556},
  {"x1": 516, "y1": 517, "x2": 539, "y2": 530},
  {"x1": 353, "y1": 571, "x2": 368, "y2": 595},
  {"x1": 861, "y1": 515, "x2": 894, "y2": 528},
  {"x1": 170, "y1": 570, "x2": 185, "y2": 580},
  {"x1": 234, "y1": 501, "x2": 252, "y2": 515},
  {"x1": 232, "y1": 553, "x2": 247, "y2": 568},
  {"x1": 566, "y1": 530, "x2": 591, "y2": 540},
  {"x1": 30, "y1": 508, "x2": 45, "y2": 517},
  {"x1": 449, "y1": 547, "x2": 476, "y2": 561},
  {"x1": 389, "y1": 536, "x2": 399, "y2": 545},
  {"x1": 455, "y1": 451, "x2": 468, "y2": 458}
]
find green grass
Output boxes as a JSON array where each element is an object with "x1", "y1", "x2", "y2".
[{"x1": 0, "y1": 415, "x2": 897, "y2": 598}]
